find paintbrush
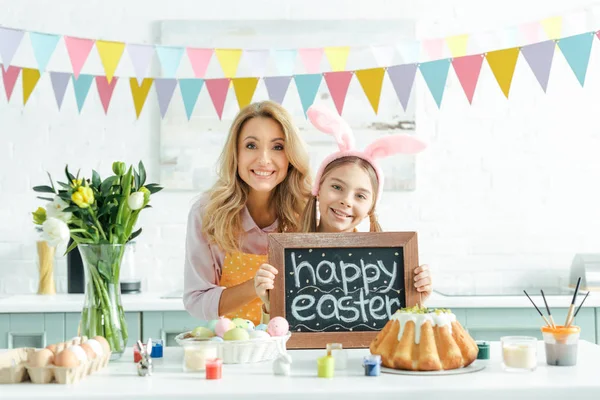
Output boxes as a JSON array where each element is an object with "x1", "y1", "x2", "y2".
[
  {"x1": 565, "y1": 277, "x2": 581, "y2": 327},
  {"x1": 569, "y1": 290, "x2": 591, "y2": 326},
  {"x1": 540, "y1": 290, "x2": 556, "y2": 329},
  {"x1": 523, "y1": 290, "x2": 551, "y2": 326}
]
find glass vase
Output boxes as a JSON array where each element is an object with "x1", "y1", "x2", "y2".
[
  {"x1": 36, "y1": 241, "x2": 56, "y2": 295},
  {"x1": 78, "y1": 243, "x2": 130, "y2": 360}
]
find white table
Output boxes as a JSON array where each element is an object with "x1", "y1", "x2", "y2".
[{"x1": 2, "y1": 340, "x2": 600, "y2": 400}]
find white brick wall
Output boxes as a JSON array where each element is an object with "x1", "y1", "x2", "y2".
[{"x1": 1, "y1": 0, "x2": 600, "y2": 295}]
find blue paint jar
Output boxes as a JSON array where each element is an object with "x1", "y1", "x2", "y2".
[
  {"x1": 150, "y1": 339, "x2": 164, "y2": 358},
  {"x1": 363, "y1": 355, "x2": 381, "y2": 376}
]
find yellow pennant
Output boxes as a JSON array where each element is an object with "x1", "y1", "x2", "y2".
[
  {"x1": 445, "y1": 34, "x2": 469, "y2": 58},
  {"x1": 215, "y1": 49, "x2": 243, "y2": 78},
  {"x1": 324, "y1": 46, "x2": 350, "y2": 72},
  {"x1": 355, "y1": 68, "x2": 385, "y2": 114},
  {"x1": 22, "y1": 68, "x2": 41, "y2": 105},
  {"x1": 541, "y1": 16, "x2": 562, "y2": 40},
  {"x1": 486, "y1": 47, "x2": 520, "y2": 98},
  {"x1": 232, "y1": 77, "x2": 259, "y2": 110},
  {"x1": 96, "y1": 40, "x2": 126, "y2": 83},
  {"x1": 129, "y1": 78, "x2": 153, "y2": 119}
]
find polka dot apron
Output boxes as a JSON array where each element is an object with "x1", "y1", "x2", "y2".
[{"x1": 219, "y1": 251, "x2": 267, "y2": 326}]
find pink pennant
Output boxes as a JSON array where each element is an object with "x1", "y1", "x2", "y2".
[
  {"x1": 596, "y1": 31, "x2": 600, "y2": 41},
  {"x1": 452, "y1": 54, "x2": 484, "y2": 104},
  {"x1": 187, "y1": 48, "x2": 213, "y2": 78},
  {"x1": 2, "y1": 66, "x2": 20, "y2": 101},
  {"x1": 205, "y1": 78, "x2": 230, "y2": 120},
  {"x1": 519, "y1": 22, "x2": 541, "y2": 44},
  {"x1": 299, "y1": 48, "x2": 324, "y2": 74},
  {"x1": 95, "y1": 76, "x2": 118, "y2": 114},
  {"x1": 422, "y1": 38, "x2": 445, "y2": 60},
  {"x1": 323, "y1": 71, "x2": 353, "y2": 115},
  {"x1": 64, "y1": 36, "x2": 94, "y2": 78}
]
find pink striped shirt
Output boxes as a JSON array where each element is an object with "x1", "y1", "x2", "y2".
[{"x1": 183, "y1": 195, "x2": 279, "y2": 321}]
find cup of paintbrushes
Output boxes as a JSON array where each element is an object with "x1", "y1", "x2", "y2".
[{"x1": 541, "y1": 325, "x2": 580, "y2": 366}]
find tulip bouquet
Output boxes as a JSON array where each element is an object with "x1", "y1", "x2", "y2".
[{"x1": 32, "y1": 161, "x2": 162, "y2": 358}]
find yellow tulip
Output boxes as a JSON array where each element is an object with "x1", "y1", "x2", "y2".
[
  {"x1": 71, "y1": 186, "x2": 94, "y2": 208},
  {"x1": 32, "y1": 207, "x2": 47, "y2": 225},
  {"x1": 70, "y1": 178, "x2": 83, "y2": 188}
]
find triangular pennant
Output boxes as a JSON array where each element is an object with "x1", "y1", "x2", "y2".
[
  {"x1": 0, "y1": 28, "x2": 24, "y2": 70},
  {"x1": 95, "y1": 76, "x2": 118, "y2": 114},
  {"x1": 154, "y1": 78, "x2": 178, "y2": 118},
  {"x1": 29, "y1": 32, "x2": 60, "y2": 73},
  {"x1": 557, "y1": 33, "x2": 594, "y2": 87},
  {"x1": 445, "y1": 34, "x2": 469, "y2": 58},
  {"x1": 370, "y1": 45, "x2": 395, "y2": 67},
  {"x1": 422, "y1": 38, "x2": 445, "y2": 60},
  {"x1": 215, "y1": 49, "x2": 242, "y2": 78},
  {"x1": 205, "y1": 78, "x2": 230, "y2": 120},
  {"x1": 22, "y1": 68, "x2": 41, "y2": 105},
  {"x1": 179, "y1": 78, "x2": 204, "y2": 120},
  {"x1": 387, "y1": 64, "x2": 418, "y2": 111},
  {"x1": 485, "y1": 47, "x2": 520, "y2": 98},
  {"x1": 323, "y1": 71, "x2": 353, "y2": 115},
  {"x1": 96, "y1": 40, "x2": 125, "y2": 83},
  {"x1": 72, "y1": 74, "x2": 94, "y2": 113},
  {"x1": 519, "y1": 22, "x2": 542, "y2": 44},
  {"x1": 272, "y1": 49, "x2": 297, "y2": 76},
  {"x1": 294, "y1": 74, "x2": 322, "y2": 117},
  {"x1": 398, "y1": 40, "x2": 421, "y2": 63},
  {"x1": 155, "y1": 45, "x2": 184, "y2": 78},
  {"x1": 127, "y1": 44, "x2": 155, "y2": 83},
  {"x1": 1, "y1": 66, "x2": 20, "y2": 101},
  {"x1": 129, "y1": 78, "x2": 153, "y2": 119},
  {"x1": 64, "y1": 36, "x2": 94, "y2": 78},
  {"x1": 355, "y1": 67, "x2": 385, "y2": 114},
  {"x1": 187, "y1": 48, "x2": 213, "y2": 78},
  {"x1": 324, "y1": 46, "x2": 350, "y2": 72},
  {"x1": 50, "y1": 72, "x2": 70, "y2": 110},
  {"x1": 244, "y1": 49, "x2": 270, "y2": 77},
  {"x1": 298, "y1": 48, "x2": 324, "y2": 74},
  {"x1": 452, "y1": 54, "x2": 484, "y2": 104},
  {"x1": 419, "y1": 59, "x2": 451, "y2": 108},
  {"x1": 541, "y1": 16, "x2": 562, "y2": 40},
  {"x1": 264, "y1": 76, "x2": 292, "y2": 104},
  {"x1": 232, "y1": 77, "x2": 259, "y2": 110},
  {"x1": 521, "y1": 40, "x2": 555, "y2": 92}
]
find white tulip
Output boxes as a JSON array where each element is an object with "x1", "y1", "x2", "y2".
[
  {"x1": 42, "y1": 217, "x2": 70, "y2": 247},
  {"x1": 46, "y1": 196, "x2": 72, "y2": 222},
  {"x1": 127, "y1": 192, "x2": 145, "y2": 211}
]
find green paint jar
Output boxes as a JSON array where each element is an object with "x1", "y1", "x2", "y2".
[{"x1": 476, "y1": 340, "x2": 490, "y2": 360}]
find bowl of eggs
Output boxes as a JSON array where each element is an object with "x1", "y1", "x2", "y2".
[{"x1": 175, "y1": 316, "x2": 291, "y2": 365}]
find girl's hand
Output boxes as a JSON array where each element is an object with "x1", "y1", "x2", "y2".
[
  {"x1": 414, "y1": 264, "x2": 432, "y2": 301},
  {"x1": 254, "y1": 263, "x2": 278, "y2": 312}
]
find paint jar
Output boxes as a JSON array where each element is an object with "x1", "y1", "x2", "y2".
[
  {"x1": 317, "y1": 355, "x2": 335, "y2": 378},
  {"x1": 205, "y1": 358, "x2": 223, "y2": 380},
  {"x1": 476, "y1": 341, "x2": 490, "y2": 360},
  {"x1": 541, "y1": 325, "x2": 580, "y2": 366},
  {"x1": 326, "y1": 343, "x2": 347, "y2": 370},
  {"x1": 501, "y1": 336, "x2": 537, "y2": 372},
  {"x1": 363, "y1": 355, "x2": 381, "y2": 376}
]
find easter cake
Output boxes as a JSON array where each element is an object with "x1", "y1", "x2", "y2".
[
  {"x1": 369, "y1": 306, "x2": 478, "y2": 371},
  {"x1": 176, "y1": 316, "x2": 291, "y2": 364}
]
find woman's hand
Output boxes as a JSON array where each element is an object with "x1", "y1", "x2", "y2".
[
  {"x1": 254, "y1": 263, "x2": 278, "y2": 313},
  {"x1": 414, "y1": 264, "x2": 432, "y2": 301}
]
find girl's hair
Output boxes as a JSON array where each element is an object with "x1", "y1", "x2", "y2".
[
  {"x1": 300, "y1": 156, "x2": 382, "y2": 233},
  {"x1": 202, "y1": 101, "x2": 312, "y2": 254}
]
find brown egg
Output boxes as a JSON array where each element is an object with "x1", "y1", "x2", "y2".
[
  {"x1": 45, "y1": 344, "x2": 57, "y2": 355},
  {"x1": 29, "y1": 349, "x2": 54, "y2": 367},
  {"x1": 54, "y1": 349, "x2": 80, "y2": 368},
  {"x1": 93, "y1": 336, "x2": 110, "y2": 354},
  {"x1": 55, "y1": 342, "x2": 67, "y2": 353},
  {"x1": 80, "y1": 343, "x2": 97, "y2": 360}
]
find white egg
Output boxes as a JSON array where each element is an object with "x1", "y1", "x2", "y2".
[
  {"x1": 249, "y1": 330, "x2": 271, "y2": 339},
  {"x1": 83, "y1": 339, "x2": 104, "y2": 357},
  {"x1": 68, "y1": 345, "x2": 88, "y2": 363}
]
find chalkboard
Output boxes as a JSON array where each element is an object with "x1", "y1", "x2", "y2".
[{"x1": 268, "y1": 232, "x2": 419, "y2": 349}]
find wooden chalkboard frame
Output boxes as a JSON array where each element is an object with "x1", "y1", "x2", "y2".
[{"x1": 268, "y1": 231, "x2": 419, "y2": 349}]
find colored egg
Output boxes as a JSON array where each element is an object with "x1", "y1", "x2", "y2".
[
  {"x1": 267, "y1": 317, "x2": 289, "y2": 337},
  {"x1": 255, "y1": 324, "x2": 269, "y2": 332},
  {"x1": 209, "y1": 336, "x2": 224, "y2": 342},
  {"x1": 232, "y1": 318, "x2": 255, "y2": 330},
  {"x1": 191, "y1": 326, "x2": 215, "y2": 339},
  {"x1": 249, "y1": 330, "x2": 271, "y2": 340},
  {"x1": 207, "y1": 319, "x2": 220, "y2": 332},
  {"x1": 214, "y1": 318, "x2": 236, "y2": 337},
  {"x1": 223, "y1": 327, "x2": 250, "y2": 341}
]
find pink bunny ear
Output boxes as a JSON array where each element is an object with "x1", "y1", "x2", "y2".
[
  {"x1": 364, "y1": 135, "x2": 427, "y2": 159},
  {"x1": 307, "y1": 104, "x2": 355, "y2": 151}
]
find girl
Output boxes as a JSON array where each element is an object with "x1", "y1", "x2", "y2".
[
  {"x1": 183, "y1": 101, "x2": 312, "y2": 326},
  {"x1": 255, "y1": 104, "x2": 433, "y2": 311}
]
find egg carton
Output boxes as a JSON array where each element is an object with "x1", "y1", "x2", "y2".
[
  {"x1": 26, "y1": 350, "x2": 111, "y2": 384},
  {"x1": 0, "y1": 348, "x2": 36, "y2": 384},
  {"x1": 175, "y1": 332, "x2": 291, "y2": 364}
]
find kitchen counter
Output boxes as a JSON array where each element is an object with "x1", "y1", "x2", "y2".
[
  {"x1": 0, "y1": 291, "x2": 596, "y2": 313},
  {"x1": 2, "y1": 340, "x2": 600, "y2": 399}
]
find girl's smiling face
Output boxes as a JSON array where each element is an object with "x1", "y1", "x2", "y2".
[{"x1": 317, "y1": 163, "x2": 375, "y2": 233}]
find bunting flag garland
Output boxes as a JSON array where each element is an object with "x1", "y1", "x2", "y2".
[
  {"x1": 155, "y1": 78, "x2": 178, "y2": 118},
  {"x1": 264, "y1": 76, "x2": 292, "y2": 104},
  {"x1": 22, "y1": 67, "x2": 40, "y2": 105},
  {"x1": 485, "y1": 47, "x2": 520, "y2": 98},
  {"x1": 130, "y1": 78, "x2": 153, "y2": 119},
  {"x1": 387, "y1": 63, "x2": 418, "y2": 111},
  {"x1": 29, "y1": 32, "x2": 60, "y2": 73},
  {"x1": 187, "y1": 48, "x2": 213, "y2": 78},
  {"x1": 419, "y1": 59, "x2": 451, "y2": 108},
  {"x1": 324, "y1": 46, "x2": 350, "y2": 72},
  {"x1": 96, "y1": 40, "x2": 125, "y2": 83},
  {"x1": 232, "y1": 77, "x2": 259, "y2": 110},
  {"x1": 215, "y1": 49, "x2": 242, "y2": 79},
  {"x1": 520, "y1": 40, "x2": 555, "y2": 92},
  {"x1": 50, "y1": 71, "x2": 70, "y2": 109},
  {"x1": 355, "y1": 67, "x2": 386, "y2": 114},
  {"x1": 294, "y1": 73, "x2": 322, "y2": 116},
  {"x1": 445, "y1": 34, "x2": 470, "y2": 58},
  {"x1": 95, "y1": 76, "x2": 118, "y2": 114},
  {"x1": 156, "y1": 46, "x2": 184, "y2": 78},
  {"x1": 557, "y1": 32, "x2": 594, "y2": 86},
  {"x1": 323, "y1": 71, "x2": 353, "y2": 115},
  {"x1": 2, "y1": 65, "x2": 20, "y2": 101},
  {"x1": 64, "y1": 36, "x2": 94, "y2": 79},
  {"x1": 72, "y1": 74, "x2": 94, "y2": 113},
  {"x1": 205, "y1": 78, "x2": 230, "y2": 120},
  {"x1": 298, "y1": 48, "x2": 324, "y2": 74},
  {"x1": 0, "y1": 27, "x2": 24, "y2": 70},
  {"x1": 127, "y1": 44, "x2": 155, "y2": 84},
  {"x1": 179, "y1": 78, "x2": 204, "y2": 120},
  {"x1": 452, "y1": 54, "x2": 484, "y2": 104}
]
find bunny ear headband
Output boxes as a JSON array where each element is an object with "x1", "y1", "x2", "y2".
[{"x1": 307, "y1": 103, "x2": 427, "y2": 203}]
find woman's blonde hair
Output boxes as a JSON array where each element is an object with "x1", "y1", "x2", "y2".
[
  {"x1": 300, "y1": 156, "x2": 382, "y2": 233},
  {"x1": 202, "y1": 101, "x2": 312, "y2": 254}
]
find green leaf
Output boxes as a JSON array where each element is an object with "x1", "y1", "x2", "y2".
[
  {"x1": 101, "y1": 176, "x2": 118, "y2": 195},
  {"x1": 62, "y1": 206, "x2": 80, "y2": 213},
  {"x1": 129, "y1": 227, "x2": 142, "y2": 242},
  {"x1": 144, "y1": 184, "x2": 163, "y2": 194},
  {"x1": 37, "y1": 196, "x2": 54, "y2": 201},
  {"x1": 138, "y1": 161, "x2": 146, "y2": 187},
  {"x1": 57, "y1": 181, "x2": 71, "y2": 190},
  {"x1": 65, "y1": 165, "x2": 75, "y2": 182},
  {"x1": 33, "y1": 185, "x2": 56, "y2": 193},
  {"x1": 46, "y1": 172, "x2": 56, "y2": 192},
  {"x1": 92, "y1": 170, "x2": 102, "y2": 189},
  {"x1": 134, "y1": 170, "x2": 140, "y2": 191},
  {"x1": 97, "y1": 260, "x2": 112, "y2": 281}
]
